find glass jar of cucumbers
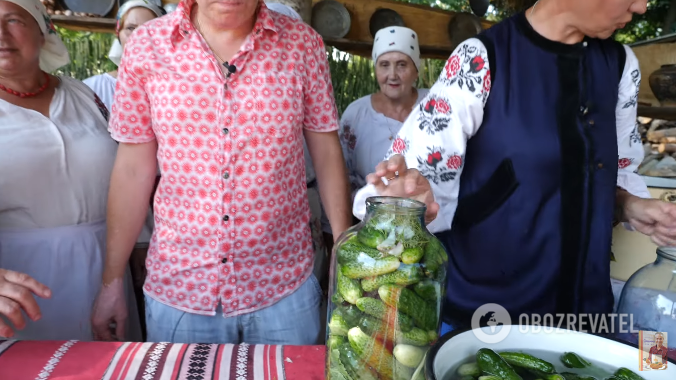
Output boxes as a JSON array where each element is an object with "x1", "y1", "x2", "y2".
[{"x1": 326, "y1": 196, "x2": 449, "y2": 380}]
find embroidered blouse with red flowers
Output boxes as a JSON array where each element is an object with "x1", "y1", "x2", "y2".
[{"x1": 353, "y1": 11, "x2": 649, "y2": 327}]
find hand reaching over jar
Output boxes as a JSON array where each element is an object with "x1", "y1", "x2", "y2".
[
  {"x1": 366, "y1": 154, "x2": 440, "y2": 225},
  {"x1": 0, "y1": 268, "x2": 51, "y2": 338}
]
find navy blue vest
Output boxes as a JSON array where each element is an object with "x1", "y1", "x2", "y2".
[{"x1": 438, "y1": 12, "x2": 626, "y2": 327}]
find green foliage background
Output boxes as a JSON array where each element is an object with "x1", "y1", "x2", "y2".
[{"x1": 55, "y1": 0, "x2": 674, "y2": 115}]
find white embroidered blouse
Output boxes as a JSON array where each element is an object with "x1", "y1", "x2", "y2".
[{"x1": 353, "y1": 38, "x2": 649, "y2": 233}]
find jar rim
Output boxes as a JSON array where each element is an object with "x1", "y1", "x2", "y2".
[
  {"x1": 365, "y1": 196, "x2": 427, "y2": 214},
  {"x1": 656, "y1": 247, "x2": 676, "y2": 260}
]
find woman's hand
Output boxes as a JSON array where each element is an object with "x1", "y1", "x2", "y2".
[
  {"x1": 0, "y1": 269, "x2": 51, "y2": 338},
  {"x1": 619, "y1": 190, "x2": 676, "y2": 246},
  {"x1": 366, "y1": 155, "x2": 440, "y2": 225}
]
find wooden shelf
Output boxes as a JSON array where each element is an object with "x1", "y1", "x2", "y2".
[
  {"x1": 315, "y1": 0, "x2": 493, "y2": 60},
  {"x1": 638, "y1": 105, "x2": 676, "y2": 121},
  {"x1": 52, "y1": 15, "x2": 116, "y2": 33}
]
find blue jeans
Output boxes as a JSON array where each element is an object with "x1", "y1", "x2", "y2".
[{"x1": 144, "y1": 274, "x2": 324, "y2": 345}]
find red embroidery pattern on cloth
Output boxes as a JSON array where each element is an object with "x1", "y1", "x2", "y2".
[
  {"x1": 108, "y1": 0, "x2": 339, "y2": 316},
  {"x1": 618, "y1": 158, "x2": 633, "y2": 169}
]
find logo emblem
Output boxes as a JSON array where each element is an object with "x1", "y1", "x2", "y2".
[{"x1": 471, "y1": 303, "x2": 512, "y2": 344}]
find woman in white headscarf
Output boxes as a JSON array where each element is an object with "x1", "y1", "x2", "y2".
[
  {"x1": 322, "y1": 26, "x2": 429, "y2": 244},
  {"x1": 0, "y1": 0, "x2": 141, "y2": 341},
  {"x1": 84, "y1": 0, "x2": 165, "y2": 111}
]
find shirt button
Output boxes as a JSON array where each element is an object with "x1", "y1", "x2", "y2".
[
  {"x1": 223, "y1": 128, "x2": 229, "y2": 134},
  {"x1": 583, "y1": 41, "x2": 588, "y2": 47},
  {"x1": 221, "y1": 257, "x2": 228, "y2": 264},
  {"x1": 223, "y1": 215, "x2": 229, "y2": 222},
  {"x1": 223, "y1": 171, "x2": 230, "y2": 179}
]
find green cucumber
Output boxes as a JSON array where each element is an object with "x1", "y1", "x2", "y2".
[
  {"x1": 413, "y1": 280, "x2": 440, "y2": 302},
  {"x1": 476, "y1": 348, "x2": 522, "y2": 380},
  {"x1": 499, "y1": 352, "x2": 556, "y2": 373},
  {"x1": 338, "y1": 343, "x2": 378, "y2": 380},
  {"x1": 560, "y1": 352, "x2": 591, "y2": 368},
  {"x1": 613, "y1": 368, "x2": 645, "y2": 380},
  {"x1": 562, "y1": 373, "x2": 597, "y2": 380},
  {"x1": 361, "y1": 264, "x2": 423, "y2": 292},
  {"x1": 337, "y1": 237, "x2": 383, "y2": 264},
  {"x1": 396, "y1": 327, "x2": 434, "y2": 346},
  {"x1": 457, "y1": 362, "x2": 480, "y2": 377},
  {"x1": 378, "y1": 285, "x2": 437, "y2": 331},
  {"x1": 355, "y1": 297, "x2": 414, "y2": 332},
  {"x1": 401, "y1": 246, "x2": 425, "y2": 264},
  {"x1": 478, "y1": 377, "x2": 502, "y2": 380},
  {"x1": 341, "y1": 255, "x2": 400, "y2": 279},
  {"x1": 337, "y1": 268, "x2": 362, "y2": 304}
]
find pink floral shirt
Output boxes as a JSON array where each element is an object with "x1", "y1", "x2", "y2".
[{"x1": 109, "y1": 0, "x2": 339, "y2": 316}]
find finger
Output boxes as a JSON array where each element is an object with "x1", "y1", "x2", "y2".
[
  {"x1": 654, "y1": 223, "x2": 676, "y2": 239},
  {"x1": 0, "y1": 319, "x2": 14, "y2": 338},
  {"x1": 386, "y1": 155, "x2": 406, "y2": 172},
  {"x1": 3, "y1": 270, "x2": 51, "y2": 299},
  {"x1": 0, "y1": 281, "x2": 42, "y2": 321},
  {"x1": 367, "y1": 173, "x2": 389, "y2": 195},
  {"x1": 652, "y1": 231, "x2": 676, "y2": 247},
  {"x1": 630, "y1": 219, "x2": 656, "y2": 236},
  {"x1": 0, "y1": 297, "x2": 27, "y2": 330},
  {"x1": 404, "y1": 169, "x2": 428, "y2": 195},
  {"x1": 425, "y1": 202, "x2": 440, "y2": 224},
  {"x1": 92, "y1": 320, "x2": 113, "y2": 341},
  {"x1": 651, "y1": 235, "x2": 669, "y2": 247},
  {"x1": 115, "y1": 318, "x2": 126, "y2": 341}
]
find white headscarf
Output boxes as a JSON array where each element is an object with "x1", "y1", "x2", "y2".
[
  {"x1": 265, "y1": 2, "x2": 301, "y2": 20},
  {"x1": 108, "y1": 0, "x2": 165, "y2": 66},
  {"x1": 4, "y1": 0, "x2": 69, "y2": 72},
  {"x1": 372, "y1": 26, "x2": 421, "y2": 71}
]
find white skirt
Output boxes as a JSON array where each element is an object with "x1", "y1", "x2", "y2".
[{"x1": 0, "y1": 221, "x2": 142, "y2": 341}]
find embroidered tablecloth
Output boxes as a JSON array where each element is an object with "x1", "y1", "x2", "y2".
[{"x1": 0, "y1": 340, "x2": 325, "y2": 380}]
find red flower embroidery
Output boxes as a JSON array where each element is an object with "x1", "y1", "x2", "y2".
[
  {"x1": 445, "y1": 55, "x2": 461, "y2": 78},
  {"x1": 483, "y1": 70, "x2": 491, "y2": 93},
  {"x1": 424, "y1": 99, "x2": 437, "y2": 113},
  {"x1": 392, "y1": 137, "x2": 407, "y2": 154},
  {"x1": 470, "y1": 56, "x2": 485, "y2": 73},
  {"x1": 436, "y1": 99, "x2": 451, "y2": 114},
  {"x1": 618, "y1": 158, "x2": 633, "y2": 169},
  {"x1": 427, "y1": 152, "x2": 442, "y2": 166},
  {"x1": 447, "y1": 155, "x2": 463, "y2": 170}
]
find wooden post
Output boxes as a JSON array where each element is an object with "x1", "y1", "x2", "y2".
[{"x1": 267, "y1": 0, "x2": 312, "y2": 24}]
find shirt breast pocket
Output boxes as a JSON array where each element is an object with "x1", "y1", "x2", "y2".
[{"x1": 250, "y1": 71, "x2": 304, "y2": 139}]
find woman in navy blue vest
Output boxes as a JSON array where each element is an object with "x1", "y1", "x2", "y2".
[{"x1": 353, "y1": 0, "x2": 676, "y2": 334}]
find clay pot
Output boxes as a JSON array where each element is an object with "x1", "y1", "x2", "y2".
[{"x1": 649, "y1": 64, "x2": 676, "y2": 107}]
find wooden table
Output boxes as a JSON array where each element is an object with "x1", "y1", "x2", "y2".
[{"x1": 0, "y1": 339, "x2": 325, "y2": 380}]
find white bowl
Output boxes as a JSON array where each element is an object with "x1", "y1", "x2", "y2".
[{"x1": 426, "y1": 326, "x2": 675, "y2": 380}]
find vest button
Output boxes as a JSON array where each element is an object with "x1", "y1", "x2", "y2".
[
  {"x1": 589, "y1": 120, "x2": 595, "y2": 126},
  {"x1": 598, "y1": 163, "x2": 604, "y2": 169}
]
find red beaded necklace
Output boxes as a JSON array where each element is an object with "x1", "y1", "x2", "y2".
[{"x1": 0, "y1": 72, "x2": 50, "y2": 98}]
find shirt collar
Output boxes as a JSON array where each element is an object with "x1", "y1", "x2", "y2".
[{"x1": 170, "y1": 0, "x2": 279, "y2": 46}]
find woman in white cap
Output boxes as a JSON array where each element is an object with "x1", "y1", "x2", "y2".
[
  {"x1": 84, "y1": 0, "x2": 165, "y2": 112},
  {"x1": 323, "y1": 26, "x2": 429, "y2": 243},
  {"x1": 0, "y1": 0, "x2": 141, "y2": 341}
]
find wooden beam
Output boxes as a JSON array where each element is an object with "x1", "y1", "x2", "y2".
[
  {"x1": 52, "y1": 15, "x2": 116, "y2": 34},
  {"x1": 313, "y1": 0, "x2": 493, "y2": 58}
]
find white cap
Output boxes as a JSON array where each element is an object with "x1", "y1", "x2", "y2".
[{"x1": 372, "y1": 26, "x2": 421, "y2": 71}]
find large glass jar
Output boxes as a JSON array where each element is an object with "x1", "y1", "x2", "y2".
[
  {"x1": 615, "y1": 247, "x2": 676, "y2": 361},
  {"x1": 325, "y1": 196, "x2": 449, "y2": 380}
]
